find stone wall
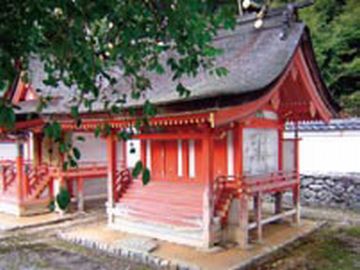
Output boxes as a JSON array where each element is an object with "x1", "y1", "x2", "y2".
[{"x1": 299, "y1": 173, "x2": 360, "y2": 210}]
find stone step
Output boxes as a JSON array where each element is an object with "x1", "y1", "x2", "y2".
[
  {"x1": 119, "y1": 198, "x2": 202, "y2": 213},
  {"x1": 109, "y1": 211, "x2": 205, "y2": 247},
  {"x1": 114, "y1": 206, "x2": 203, "y2": 228}
]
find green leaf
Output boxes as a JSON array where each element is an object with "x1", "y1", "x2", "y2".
[
  {"x1": 69, "y1": 156, "x2": 78, "y2": 168},
  {"x1": 56, "y1": 187, "x2": 71, "y2": 210},
  {"x1": 142, "y1": 168, "x2": 151, "y2": 185},
  {"x1": 76, "y1": 136, "x2": 85, "y2": 142},
  {"x1": 117, "y1": 130, "x2": 131, "y2": 141},
  {"x1": 214, "y1": 67, "x2": 229, "y2": 77},
  {"x1": 52, "y1": 121, "x2": 62, "y2": 140},
  {"x1": 59, "y1": 142, "x2": 67, "y2": 153},
  {"x1": 132, "y1": 160, "x2": 143, "y2": 178},
  {"x1": 44, "y1": 123, "x2": 53, "y2": 138},
  {"x1": 48, "y1": 200, "x2": 55, "y2": 212},
  {"x1": 176, "y1": 83, "x2": 191, "y2": 98},
  {"x1": 62, "y1": 161, "x2": 68, "y2": 171},
  {"x1": 144, "y1": 100, "x2": 156, "y2": 117},
  {"x1": 70, "y1": 106, "x2": 79, "y2": 118},
  {"x1": 94, "y1": 126, "x2": 101, "y2": 138},
  {"x1": 73, "y1": 147, "x2": 81, "y2": 160}
]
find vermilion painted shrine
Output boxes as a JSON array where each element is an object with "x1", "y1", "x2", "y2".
[{"x1": 0, "y1": 7, "x2": 338, "y2": 248}]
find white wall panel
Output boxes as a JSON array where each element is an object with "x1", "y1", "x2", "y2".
[
  {"x1": 243, "y1": 128, "x2": 278, "y2": 175},
  {"x1": 285, "y1": 130, "x2": 360, "y2": 173}
]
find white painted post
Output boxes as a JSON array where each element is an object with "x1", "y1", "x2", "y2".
[
  {"x1": 227, "y1": 130, "x2": 234, "y2": 176},
  {"x1": 177, "y1": 140, "x2": 183, "y2": 177},
  {"x1": 189, "y1": 139, "x2": 195, "y2": 179},
  {"x1": 77, "y1": 178, "x2": 84, "y2": 212}
]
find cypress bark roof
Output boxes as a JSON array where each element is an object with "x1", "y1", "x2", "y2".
[{"x1": 15, "y1": 5, "x2": 331, "y2": 116}]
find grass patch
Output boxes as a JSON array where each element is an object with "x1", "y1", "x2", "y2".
[
  {"x1": 344, "y1": 226, "x2": 360, "y2": 238},
  {"x1": 258, "y1": 225, "x2": 360, "y2": 270}
]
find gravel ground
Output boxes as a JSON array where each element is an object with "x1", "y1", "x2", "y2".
[{"x1": 0, "y1": 234, "x2": 153, "y2": 270}]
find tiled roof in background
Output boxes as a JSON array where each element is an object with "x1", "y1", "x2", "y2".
[{"x1": 286, "y1": 118, "x2": 360, "y2": 132}]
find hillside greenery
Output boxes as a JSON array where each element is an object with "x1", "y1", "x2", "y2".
[{"x1": 276, "y1": 0, "x2": 360, "y2": 115}]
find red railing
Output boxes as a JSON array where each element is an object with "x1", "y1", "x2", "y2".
[
  {"x1": 242, "y1": 171, "x2": 298, "y2": 195},
  {"x1": 114, "y1": 168, "x2": 132, "y2": 202},
  {"x1": 24, "y1": 163, "x2": 55, "y2": 199},
  {"x1": 213, "y1": 176, "x2": 241, "y2": 211},
  {"x1": 0, "y1": 160, "x2": 16, "y2": 193},
  {"x1": 211, "y1": 171, "x2": 299, "y2": 226}
]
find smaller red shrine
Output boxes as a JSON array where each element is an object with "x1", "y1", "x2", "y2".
[{"x1": 0, "y1": 5, "x2": 338, "y2": 248}]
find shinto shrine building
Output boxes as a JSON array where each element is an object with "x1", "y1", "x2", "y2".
[{"x1": 0, "y1": 6, "x2": 338, "y2": 248}]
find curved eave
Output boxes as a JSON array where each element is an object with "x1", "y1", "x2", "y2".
[{"x1": 300, "y1": 27, "x2": 340, "y2": 117}]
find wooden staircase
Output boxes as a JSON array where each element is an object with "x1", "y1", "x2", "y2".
[
  {"x1": 26, "y1": 165, "x2": 53, "y2": 200},
  {"x1": 213, "y1": 176, "x2": 241, "y2": 227},
  {"x1": 0, "y1": 162, "x2": 17, "y2": 199},
  {"x1": 110, "y1": 181, "x2": 221, "y2": 247}
]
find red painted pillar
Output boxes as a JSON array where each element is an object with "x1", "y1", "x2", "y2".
[
  {"x1": 107, "y1": 133, "x2": 117, "y2": 211},
  {"x1": 122, "y1": 140, "x2": 127, "y2": 169},
  {"x1": 33, "y1": 133, "x2": 43, "y2": 166},
  {"x1": 140, "y1": 140, "x2": 146, "y2": 169},
  {"x1": 234, "y1": 124, "x2": 243, "y2": 178},
  {"x1": 202, "y1": 133, "x2": 214, "y2": 248},
  {"x1": 16, "y1": 141, "x2": 24, "y2": 202}
]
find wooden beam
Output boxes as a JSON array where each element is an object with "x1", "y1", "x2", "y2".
[
  {"x1": 133, "y1": 132, "x2": 207, "y2": 140},
  {"x1": 244, "y1": 117, "x2": 282, "y2": 129},
  {"x1": 248, "y1": 209, "x2": 297, "y2": 229}
]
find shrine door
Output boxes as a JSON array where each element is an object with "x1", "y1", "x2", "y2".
[{"x1": 151, "y1": 140, "x2": 178, "y2": 181}]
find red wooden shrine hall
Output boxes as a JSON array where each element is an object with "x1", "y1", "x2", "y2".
[{"x1": 0, "y1": 6, "x2": 338, "y2": 248}]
